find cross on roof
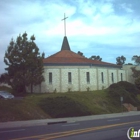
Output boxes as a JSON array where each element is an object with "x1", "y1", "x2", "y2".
[{"x1": 62, "y1": 13, "x2": 68, "y2": 36}]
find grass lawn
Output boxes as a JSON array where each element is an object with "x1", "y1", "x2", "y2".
[
  {"x1": 0, "y1": 85, "x2": 138, "y2": 122},
  {"x1": 12, "y1": 90, "x2": 127, "y2": 120}
]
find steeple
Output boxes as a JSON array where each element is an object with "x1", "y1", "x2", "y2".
[
  {"x1": 61, "y1": 13, "x2": 71, "y2": 51},
  {"x1": 61, "y1": 36, "x2": 71, "y2": 51}
]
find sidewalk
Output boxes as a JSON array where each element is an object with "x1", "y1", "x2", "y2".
[{"x1": 0, "y1": 111, "x2": 140, "y2": 129}]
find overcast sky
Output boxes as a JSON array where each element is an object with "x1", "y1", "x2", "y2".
[{"x1": 0, "y1": 0, "x2": 140, "y2": 74}]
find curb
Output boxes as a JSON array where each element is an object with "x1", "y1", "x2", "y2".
[
  {"x1": 47, "y1": 121, "x2": 67, "y2": 125},
  {"x1": 0, "y1": 111, "x2": 140, "y2": 129}
]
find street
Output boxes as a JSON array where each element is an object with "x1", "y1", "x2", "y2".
[{"x1": 0, "y1": 115, "x2": 140, "y2": 140}]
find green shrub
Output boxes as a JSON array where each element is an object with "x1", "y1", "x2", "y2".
[
  {"x1": 118, "y1": 81, "x2": 140, "y2": 95},
  {"x1": 39, "y1": 96, "x2": 92, "y2": 118},
  {"x1": 108, "y1": 81, "x2": 140, "y2": 106}
]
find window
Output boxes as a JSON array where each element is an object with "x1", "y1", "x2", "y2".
[
  {"x1": 49, "y1": 72, "x2": 52, "y2": 84},
  {"x1": 86, "y1": 72, "x2": 90, "y2": 83},
  {"x1": 121, "y1": 73, "x2": 123, "y2": 81},
  {"x1": 112, "y1": 73, "x2": 114, "y2": 83},
  {"x1": 101, "y1": 72, "x2": 104, "y2": 83},
  {"x1": 68, "y1": 72, "x2": 72, "y2": 84}
]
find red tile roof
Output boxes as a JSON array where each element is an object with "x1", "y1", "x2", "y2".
[
  {"x1": 43, "y1": 50, "x2": 120, "y2": 67},
  {"x1": 43, "y1": 36, "x2": 120, "y2": 68}
]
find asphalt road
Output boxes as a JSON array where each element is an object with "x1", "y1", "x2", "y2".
[{"x1": 0, "y1": 115, "x2": 140, "y2": 140}]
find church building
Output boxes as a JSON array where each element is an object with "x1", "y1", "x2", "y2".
[
  {"x1": 28, "y1": 35, "x2": 128, "y2": 93},
  {"x1": 27, "y1": 14, "x2": 136, "y2": 93}
]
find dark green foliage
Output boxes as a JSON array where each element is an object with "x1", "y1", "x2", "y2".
[
  {"x1": 4, "y1": 32, "x2": 45, "y2": 93},
  {"x1": 0, "y1": 73, "x2": 8, "y2": 84},
  {"x1": 131, "y1": 67, "x2": 140, "y2": 78},
  {"x1": 131, "y1": 56, "x2": 140, "y2": 75},
  {"x1": 39, "y1": 96, "x2": 92, "y2": 118},
  {"x1": 125, "y1": 63, "x2": 133, "y2": 65},
  {"x1": 116, "y1": 55, "x2": 126, "y2": 65},
  {"x1": 109, "y1": 81, "x2": 140, "y2": 95},
  {"x1": 108, "y1": 81, "x2": 140, "y2": 105},
  {"x1": 89, "y1": 55, "x2": 102, "y2": 61},
  {"x1": 131, "y1": 67, "x2": 140, "y2": 89},
  {"x1": 131, "y1": 55, "x2": 140, "y2": 89},
  {"x1": 77, "y1": 51, "x2": 84, "y2": 57},
  {"x1": 132, "y1": 55, "x2": 140, "y2": 65},
  {"x1": 135, "y1": 77, "x2": 140, "y2": 90}
]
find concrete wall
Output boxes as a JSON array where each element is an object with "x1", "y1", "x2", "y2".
[
  {"x1": 29, "y1": 65, "x2": 127, "y2": 93},
  {"x1": 61, "y1": 69, "x2": 79, "y2": 92},
  {"x1": 27, "y1": 65, "x2": 140, "y2": 93},
  {"x1": 45, "y1": 69, "x2": 61, "y2": 93},
  {"x1": 25, "y1": 61, "x2": 140, "y2": 94},
  {"x1": 122, "y1": 65, "x2": 139, "y2": 84},
  {"x1": 79, "y1": 68, "x2": 97, "y2": 91}
]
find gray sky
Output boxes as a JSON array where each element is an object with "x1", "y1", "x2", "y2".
[{"x1": 0, "y1": 0, "x2": 140, "y2": 74}]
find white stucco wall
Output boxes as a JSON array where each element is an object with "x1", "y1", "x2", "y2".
[
  {"x1": 61, "y1": 69, "x2": 79, "y2": 92},
  {"x1": 98, "y1": 69, "x2": 108, "y2": 90},
  {"x1": 122, "y1": 65, "x2": 139, "y2": 84},
  {"x1": 45, "y1": 69, "x2": 60, "y2": 93},
  {"x1": 79, "y1": 69, "x2": 97, "y2": 91},
  {"x1": 108, "y1": 69, "x2": 117, "y2": 86},
  {"x1": 118, "y1": 69, "x2": 126, "y2": 82},
  {"x1": 30, "y1": 65, "x2": 128, "y2": 93}
]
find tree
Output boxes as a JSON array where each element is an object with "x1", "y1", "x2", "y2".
[
  {"x1": 132, "y1": 55, "x2": 140, "y2": 65},
  {"x1": 116, "y1": 55, "x2": 126, "y2": 65},
  {"x1": 89, "y1": 55, "x2": 102, "y2": 61},
  {"x1": 131, "y1": 55, "x2": 140, "y2": 89},
  {"x1": 135, "y1": 77, "x2": 140, "y2": 89},
  {"x1": 0, "y1": 73, "x2": 8, "y2": 84},
  {"x1": 4, "y1": 32, "x2": 45, "y2": 93},
  {"x1": 77, "y1": 51, "x2": 84, "y2": 56},
  {"x1": 131, "y1": 68, "x2": 140, "y2": 90},
  {"x1": 125, "y1": 63, "x2": 133, "y2": 65},
  {"x1": 131, "y1": 67, "x2": 140, "y2": 78}
]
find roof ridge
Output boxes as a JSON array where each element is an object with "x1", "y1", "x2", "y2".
[{"x1": 45, "y1": 50, "x2": 85, "y2": 59}]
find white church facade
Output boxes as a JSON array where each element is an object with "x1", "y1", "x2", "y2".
[{"x1": 27, "y1": 36, "x2": 134, "y2": 93}]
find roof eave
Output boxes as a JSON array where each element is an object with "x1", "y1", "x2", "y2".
[{"x1": 44, "y1": 63, "x2": 122, "y2": 68}]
